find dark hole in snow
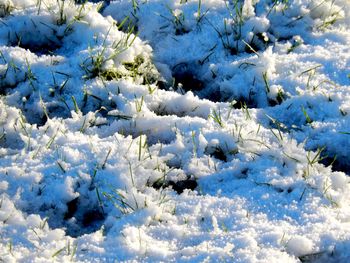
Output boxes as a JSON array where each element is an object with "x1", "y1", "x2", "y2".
[
  {"x1": 31, "y1": 189, "x2": 106, "y2": 238},
  {"x1": 298, "y1": 250, "x2": 329, "y2": 262},
  {"x1": 268, "y1": 91, "x2": 287, "y2": 107},
  {"x1": 173, "y1": 71, "x2": 203, "y2": 92},
  {"x1": 22, "y1": 103, "x2": 72, "y2": 127},
  {"x1": 21, "y1": 96, "x2": 71, "y2": 127},
  {"x1": 234, "y1": 168, "x2": 249, "y2": 179},
  {"x1": 210, "y1": 147, "x2": 228, "y2": 162},
  {"x1": 23, "y1": 43, "x2": 60, "y2": 56},
  {"x1": 275, "y1": 187, "x2": 293, "y2": 193},
  {"x1": 64, "y1": 209, "x2": 105, "y2": 238},
  {"x1": 152, "y1": 177, "x2": 197, "y2": 194},
  {"x1": 232, "y1": 96, "x2": 258, "y2": 109},
  {"x1": 10, "y1": 39, "x2": 62, "y2": 56},
  {"x1": 64, "y1": 197, "x2": 79, "y2": 220},
  {"x1": 228, "y1": 46, "x2": 238, "y2": 56},
  {"x1": 59, "y1": 197, "x2": 106, "y2": 237},
  {"x1": 169, "y1": 179, "x2": 198, "y2": 194},
  {"x1": 175, "y1": 27, "x2": 191, "y2": 36},
  {"x1": 268, "y1": 97, "x2": 283, "y2": 107},
  {"x1": 244, "y1": 42, "x2": 260, "y2": 54},
  {"x1": 82, "y1": 209, "x2": 105, "y2": 227},
  {"x1": 205, "y1": 89, "x2": 222, "y2": 102},
  {"x1": 156, "y1": 80, "x2": 168, "y2": 91},
  {"x1": 319, "y1": 155, "x2": 350, "y2": 175},
  {"x1": 46, "y1": 104, "x2": 71, "y2": 119},
  {"x1": 0, "y1": 85, "x2": 14, "y2": 96},
  {"x1": 244, "y1": 33, "x2": 271, "y2": 54},
  {"x1": 170, "y1": 63, "x2": 204, "y2": 92},
  {"x1": 157, "y1": 62, "x2": 225, "y2": 103},
  {"x1": 24, "y1": 109, "x2": 48, "y2": 127},
  {"x1": 205, "y1": 144, "x2": 238, "y2": 162},
  {"x1": 159, "y1": 62, "x2": 259, "y2": 104},
  {"x1": 214, "y1": 87, "x2": 258, "y2": 107}
]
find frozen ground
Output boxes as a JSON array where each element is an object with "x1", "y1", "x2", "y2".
[{"x1": 0, "y1": 0, "x2": 350, "y2": 262}]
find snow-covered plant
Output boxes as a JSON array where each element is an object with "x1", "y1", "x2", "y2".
[
  {"x1": 161, "y1": 6, "x2": 190, "y2": 35},
  {"x1": 209, "y1": 108, "x2": 224, "y2": 127}
]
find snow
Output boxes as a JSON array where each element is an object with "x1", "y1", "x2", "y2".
[{"x1": 0, "y1": 0, "x2": 350, "y2": 262}]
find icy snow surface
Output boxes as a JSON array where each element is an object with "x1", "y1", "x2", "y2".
[{"x1": 0, "y1": 0, "x2": 350, "y2": 262}]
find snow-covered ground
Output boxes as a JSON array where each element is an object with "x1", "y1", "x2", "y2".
[{"x1": 0, "y1": 0, "x2": 350, "y2": 261}]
